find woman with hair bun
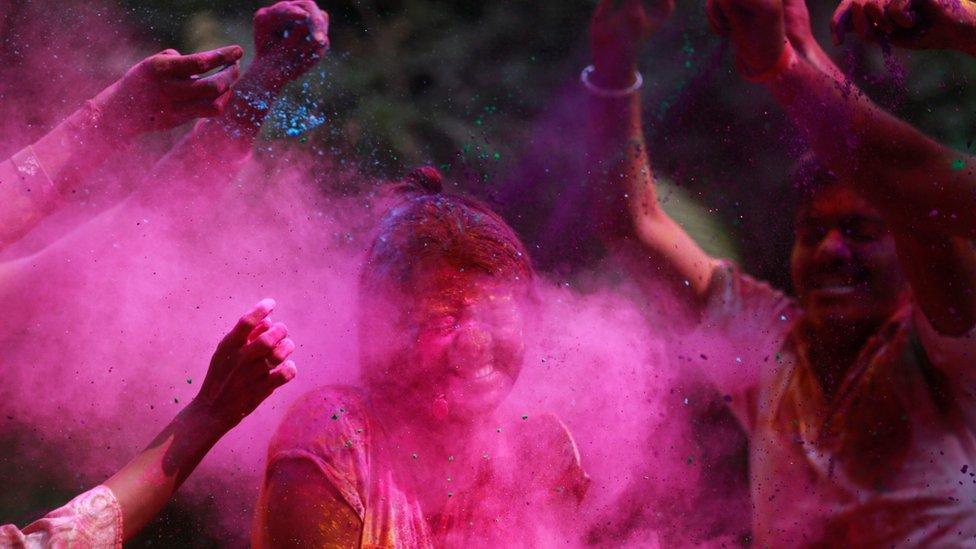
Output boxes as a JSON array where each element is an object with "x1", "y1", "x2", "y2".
[{"x1": 252, "y1": 167, "x2": 588, "y2": 548}]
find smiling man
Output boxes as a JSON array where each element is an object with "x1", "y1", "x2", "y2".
[{"x1": 585, "y1": 0, "x2": 976, "y2": 544}]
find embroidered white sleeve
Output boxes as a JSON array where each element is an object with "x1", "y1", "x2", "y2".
[{"x1": 0, "y1": 485, "x2": 123, "y2": 549}]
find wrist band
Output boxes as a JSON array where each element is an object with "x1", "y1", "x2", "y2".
[
  {"x1": 11, "y1": 144, "x2": 58, "y2": 204},
  {"x1": 64, "y1": 98, "x2": 127, "y2": 148},
  {"x1": 742, "y1": 41, "x2": 798, "y2": 83},
  {"x1": 580, "y1": 65, "x2": 644, "y2": 97}
]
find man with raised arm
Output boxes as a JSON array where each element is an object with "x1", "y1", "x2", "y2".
[{"x1": 587, "y1": 0, "x2": 976, "y2": 544}]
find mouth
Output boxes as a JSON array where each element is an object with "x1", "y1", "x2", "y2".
[
  {"x1": 452, "y1": 362, "x2": 504, "y2": 382},
  {"x1": 471, "y1": 365, "x2": 497, "y2": 380},
  {"x1": 811, "y1": 284, "x2": 858, "y2": 297},
  {"x1": 441, "y1": 363, "x2": 512, "y2": 414},
  {"x1": 806, "y1": 270, "x2": 868, "y2": 298}
]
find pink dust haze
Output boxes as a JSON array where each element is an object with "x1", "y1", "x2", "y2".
[{"x1": 0, "y1": 3, "x2": 749, "y2": 546}]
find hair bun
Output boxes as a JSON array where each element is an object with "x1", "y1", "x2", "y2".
[{"x1": 404, "y1": 166, "x2": 444, "y2": 194}]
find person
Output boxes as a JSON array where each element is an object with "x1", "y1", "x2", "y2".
[
  {"x1": 0, "y1": 0, "x2": 330, "y2": 252},
  {"x1": 251, "y1": 167, "x2": 589, "y2": 547},
  {"x1": 585, "y1": 0, "x2": 976, "y2": 544},
  {"x1": 0, "y1": 298, "x2": 296, "y2": 547},
  {"x1": 144, "y1": 0, "x2": 329, "y2": 194},
  {"x1": 581, "y1": 2, "x2": 755, "y2": 546},
  {"x1": 0, "y1": 45, "x2": 243, "y2": 250}
]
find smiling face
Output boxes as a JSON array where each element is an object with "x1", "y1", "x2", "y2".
[
  {"x1": 790, "y1": 183, "x2": 908, "y2": 332},
  {"x1": 361, "y1": 262, "x2": 528, "y2": 424},
  {"x1": 359, "y1": 179, "x2": 534, "y2": 424},
  {"x1": 408, "y1": 264, "x2": 526, "y2": 419}
]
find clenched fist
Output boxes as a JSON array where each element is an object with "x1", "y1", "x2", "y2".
[
  {"x1": 707, "y1": 0, "x2": 788, "y2": 77},
  {"x1": 831, "y1": 0, "x2": 976, "y2": 54},
  {"x1": 250, "y1": 0, "x2": 330, "y2": 89}
]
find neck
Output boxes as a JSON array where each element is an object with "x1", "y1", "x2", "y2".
[
  {"x1": 798, "y1": 317, "x2": 878, "y2": 398},
  {"x1": 370, "y1": 387, "x2": 481, "y2": 456}
]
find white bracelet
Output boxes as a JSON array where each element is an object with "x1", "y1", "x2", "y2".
[{"x1": 580, "y1": 65, "x2": 643, "y2": 98}]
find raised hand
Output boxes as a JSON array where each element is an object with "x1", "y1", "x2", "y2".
[
  {"x1": 94, "y1": 46, "x2": 243, "y2": 139},
  {"x1": 783, "y1": 0, "x2": 817, "y2": 50},
  {"x1": 249, "y1": 0, "x2": 330, "y2": 90},
  {"x1": 590, "y1": 0, "x2": 675, "y2": 87},
  {"x1": 831, "y1": 0, "x2": 976, "y2": 53},
  {"x1": 194, "y1": 299, "x2": 297, "y2": 428},
  {"x1": 706, "y1": 0, "x2": 787, "y2": 77}
]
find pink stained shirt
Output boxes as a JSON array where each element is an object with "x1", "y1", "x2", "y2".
[{"x1": 252, "y1": 385, "x2": 590, "y2": 548}]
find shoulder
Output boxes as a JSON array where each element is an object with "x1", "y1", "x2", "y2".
[
  {"x1": 268, "y1": 385, "x2": 370, "y2": 460},
  {"x1": 910, "y1": 305, "x2": 976, "y2": 384},
  {"x1": 704, "y1": 260, "x2": 797, "y2": 325}
]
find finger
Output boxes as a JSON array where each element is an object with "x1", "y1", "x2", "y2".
[
  {"x1": 246, "y1": 318, "x2": 273, "y2": 345},
  {"x1": 241, "y1": 322, "x2": 289, "y2": 363},
  {"x1": 257, "y1": 8, "x2": 314, "y2": 47},
  {"x1": 831, "y1": 2, "x2": 854, "y2": 44},
  {"x1": 265, "y1": 360, "x2": 298, "y2": 391},
  {"x1": 852, "y1": 3, "x2": 872, "y2": 40},
  {"x1": 170, "y1": 95, "x2": 229, "y2": 119},
  {"x1": 156, "y1": 45, "x2": 244, "y2": 78},
  {"x1": 284, "y1": 19, "x2": 313, "y2": 47},
  {"x1": 212, "y1": 88, "x2": 233, "y2": 111},
  {"x1": 223, "y1": 298, "x2": 276, "y2": 349},
  {"x1": 273, "y1": 4, "x2": 314, "y2": 24},
  {"x1": 302, "y1": 4, "x2": 330, "y2": 45},
  {"x1": 165, "y1": 63, "x2": 240, "y2": 100},
  {"x1": 864, "y1": 2, "x2": 893, "y2": 33},
  {"x1": 266, "y1": 337, "x2": 296, "y2": 368},
  {"x1": 244, "y1": 336, "x2": 295, "y2": 376},
  {"x1": 277, "y1": 9, "x2": 315, "y2": 45},
  {"x1": 293, "y1": 0, "x2": 323, "y2": 16},
  {"x1": 157, "y1": 48, "x2": 180, "y2": 56},
  {"x1": 887, "y1": 0, "x2": 916, "y2": 27}
]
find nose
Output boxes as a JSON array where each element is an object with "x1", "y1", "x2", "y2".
[
  {"x1": 451, "y1": 321, "x2": 492, "y2": 360},
  {"x1": 814, "y1": 228, "x2": 852, "y2": 263}
]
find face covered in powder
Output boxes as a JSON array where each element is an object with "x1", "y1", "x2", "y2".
[
  {"x1": 361, "y1": 260, "x2": 528, "y2": 424},
  {"x1": 407, "y1": 263, "x2": 527, "y2": 419},
  {"x1": 791, "y1": 183, "x2": 908, "y2": 331}
]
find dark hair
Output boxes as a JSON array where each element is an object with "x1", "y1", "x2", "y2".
[
  {"x1": 360, "y1": 166, "x2": 533, "y2": 295},
  {"x1": 792, "y1": 152, "x2": 839, "y2": 200}
]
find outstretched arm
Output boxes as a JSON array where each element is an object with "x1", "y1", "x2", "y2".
[
  {"x1": 104, "y1": 299, "x2": 297, "y2": 541},
  {"x1": 708, "y1": 0, "x2": 976, "y2": 334},
  {"x1": 146, "y1": 0, "x2": 329, "y2": 193},
  {"x1": 3, "y1": 300, "x2": 297, "y2": 546},
  {"x1": 0, "y1": 46, "x2": 243, "y2": 250},
  {"x1": 587, "y1": 0, "x2": 716, "y2": 301},
  {"x1": 713, "y1": 0, "x2": 976, "y2": 239},
  {"x1": 831, "y1": 0, "x2": 976, "y2": 57}
]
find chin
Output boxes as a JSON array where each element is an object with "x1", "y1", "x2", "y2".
[
  {"x1": 444, "y1": 375, "x2": 513, "y2": 421},
  {"x1": 807, "y1": 301, "x2": 883, "y2": 332}
]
